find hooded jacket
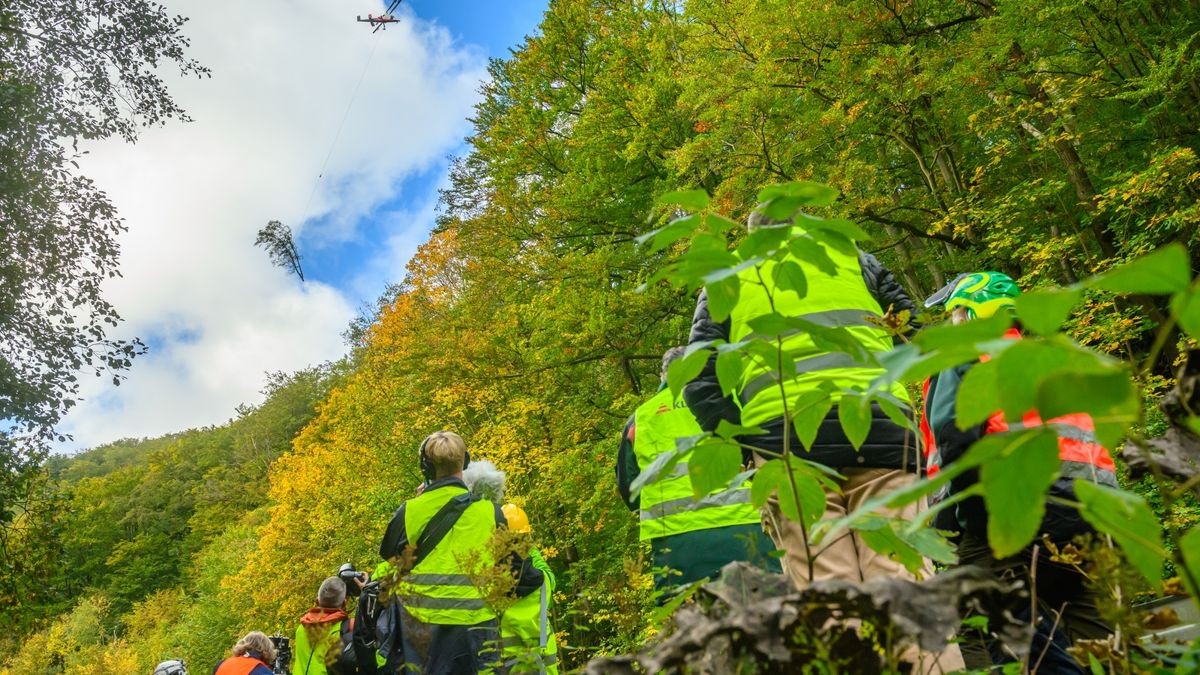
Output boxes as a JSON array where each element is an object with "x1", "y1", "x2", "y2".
[{"x1": 292, "y1": 607, "x2": 350, "y2": 675}]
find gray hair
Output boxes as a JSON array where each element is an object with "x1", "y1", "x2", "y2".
[
  {"x1": 661, "y1": 346, "x2": 687, "y2": 380},
  {"x1": 317, "y1": 576, "x2": 346, "y2": 608},
  {"x1": 462, "y1": 459, "x2": 506, "y2": 505}
]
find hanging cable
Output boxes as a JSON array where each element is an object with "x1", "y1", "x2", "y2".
[{"x1": 297, "y1": 28, "x2": 384, "y2": 228}]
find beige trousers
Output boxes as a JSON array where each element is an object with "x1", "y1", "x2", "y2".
[{"x1": 761, "y1": 466, "x2": 966, "y2": 673}]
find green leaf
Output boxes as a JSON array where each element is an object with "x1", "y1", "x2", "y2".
[
  {"x1": 747, "y1": 312, "x2": 793, "y2": 339},
  {"x1": 955, "y1": 357, "x2": 1002, "y2": 429},
  {"x1": 714, "y1": 419, "x2": 765, "y2": 440},
  {"x1": 657, "y1": 189, "x2": 709, "y2": 211},
  {"x1": 700, "y1": 256, "x2": 762, "y2": 285},
  {"x1": 760, "y1": 196, "x2": 808, "y2": 222},
  {"x1": 873, "y1": 393, "x2": 916, "y2": 432},
  {"x1": 1179, "y1": 528, "x2": 1200, "y2": 597},
  {"x1": 912, "y1": 312, "x2": 1014, "y2": 351},
  {"x1": 791, "y1": 388, "x2": 835, "y2": 452},
  {"x1": 1171, "y1": 289, "x2": 1200, "y2": 343},
  {"x1": 771, "y1": 260, "x2": 808, "y2": 298},
  {"x1": 705, "y1": 276, "x2": 740, "y2": 323},
  {"x1": 1074, "y1": 480, "x2": 1167, "y2": 587},
  {"x1": 667, "y1": 348, "x2": 710, "y2": 400},
  {"x1": 629, "y1": 444, "x2": 691, "y2": 498},
  {"x1": 703, "y1": 212, "x2": 741, "y2": 236},
  {"x1": 1089, "y1": 244, "x2": 1191, "y2": 295},
  {"x1": 687, "y1": 438, "x2": 742, "y2": 497},
  {"x1": 1036, "y1": 369, "x2": 1138, "y2": 451},
  {"x1": 758, "y1": 181, "x2": 839, "y2": 207},
  {"x1": 956, "y1": 337, "x2": 1120, "y2": 429},
  {"x1": 750, "y1": 458, "x2": 827, "y2": 530},
  {"x1": 737, "y1": 226, "x2": 790, "y2": 259},
  {"x1": 809, "y1": 229, "x2": 856, "y2": 257},
  {"x1": 980, "y1": 429, "x2": 1061, "y2": 557},
  {"x1": 806, "y1": 217, "x2": 870, "y2": 242},
  {"x1": 788, "y1": 236, "x2": 838, "y2": 275},
  {"x1": 636, "y1": 213, "x2": 700, "y2": 252},
  {"x1": 778, "y1": 464, "x2": 828, "y2": 531},
  {"x1": 857, "y1": 516, "x2": 928, "y2": 574},
  {"x1": 896, "y1": 523, "x2": 957, "y2": 565},
  {"x1": 1014, "y1": 288, "x2": 1082, "y2": 336},
  {"x1": 837, "y1": 392, "x2": 871, "y2": 451},
  {"x1": 751, "y1": 459, "x2": 786, "y2": 507},
  {"x1": 715, "y1": 350, "x2": 743, "y2": 398}
]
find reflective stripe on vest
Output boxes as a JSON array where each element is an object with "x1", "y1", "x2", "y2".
[
  {"x1": 632, "y1": 387, "x2": 762, "y2": 541},
  {"x1": 398, "y1": 486, "x2": 498, "y2": 625},
  {"x1": 500, "y1": 570, "x2": 558, "y2": 674},
  {"x1": 728, "y1": 237, "x2": 910, "y2": 429},
  {"x1": 986, "y1": 411, "x2": 1117, "y2": 488}
]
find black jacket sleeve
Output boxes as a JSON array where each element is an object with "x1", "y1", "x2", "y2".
[
  {"x1": 682, "y1": 289, "x2": 739, "y2": 432},
  {"x1": 378, "y1": 504, "x2": 408, "y2": 560},
  {"x1": 859, "y1": 251, "x2": 917, "y2": 338},
  {"x1": 615, "y1": 414, "x2": 640, "y2": 511}
]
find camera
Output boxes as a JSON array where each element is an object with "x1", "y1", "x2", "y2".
[
  {"x1": 338, "y1": 562, "x2": 368, "y2": 598},
  {"x1": 268, "y1": 633, "x2": 291, "y2": 675}
]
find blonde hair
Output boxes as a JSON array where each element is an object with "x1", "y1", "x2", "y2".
[
  {"x1": 423, "y1": 431, "x2": 468, "y2": 478},
  {"x1": 232, "y1": 631, "x2": 276, "y2": 663}
]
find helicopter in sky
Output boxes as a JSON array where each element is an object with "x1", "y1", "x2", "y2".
[{"x1": 356, "y1": 1, "x2": 404, "y2": 33}]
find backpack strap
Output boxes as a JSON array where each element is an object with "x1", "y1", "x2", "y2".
[{"x1": 413, "y1": 492, "x2": 480, "y2": 568}]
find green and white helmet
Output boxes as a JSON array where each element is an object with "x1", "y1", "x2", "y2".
[{"x1": 925, "y1": 271, "x2": 1020, "y2": 320}]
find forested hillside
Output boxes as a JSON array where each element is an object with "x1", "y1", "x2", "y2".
[{"x1": 5, "y1": 0, "x2": 1200, "y2": 672}]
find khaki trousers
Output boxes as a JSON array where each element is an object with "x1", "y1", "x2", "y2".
[{"x1": 761, "y1": 466, "x2": 965, "y2": 673}]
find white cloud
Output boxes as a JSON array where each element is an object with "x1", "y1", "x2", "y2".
[{"x1": 56, "y1": 0, "x2": 487, "y2": 451}]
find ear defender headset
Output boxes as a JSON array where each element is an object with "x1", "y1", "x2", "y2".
[{"x1": 419, "y1": 431, "x2": 470, "y2": 482}]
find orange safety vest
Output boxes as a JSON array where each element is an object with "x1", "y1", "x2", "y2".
[
  {"x1": 214, "y1": 656, "x2": 269, "y2": 675},
  {"x1": 922, "y1": 329, "x2": 1117, "y2": 487}
]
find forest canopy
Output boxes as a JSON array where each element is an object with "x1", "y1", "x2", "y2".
[{"x1": 4, "y1": 0, "x2": 1200, "y2": 672}]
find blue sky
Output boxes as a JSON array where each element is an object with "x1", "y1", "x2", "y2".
[
  {"x1": 300, "y1": 0, "x2": 546, "y2": 298},
  {"x1": 58, "y1": 0, "x2": 549, "y2": 451}
]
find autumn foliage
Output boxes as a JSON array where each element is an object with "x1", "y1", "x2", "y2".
[{"x1": 6, "y1": 0, "x2": 1200, "y2": 671}]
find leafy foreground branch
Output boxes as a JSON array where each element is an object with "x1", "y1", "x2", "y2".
[{"x1": 586, "y1": 563, "x2": 1026, "y2": 674}]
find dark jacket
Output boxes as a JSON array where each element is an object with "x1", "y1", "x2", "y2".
[{"x1": 683, "y1": 251, "x2": 920, "y2": 470}]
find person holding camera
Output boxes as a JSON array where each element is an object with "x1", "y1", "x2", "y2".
[
  {"x1": 291, "y1": 576, "x2": 354, "y2": 674},
  {"x1": 377, "y1": 431, "x2": 543, "y2": 675},
  {"x1": 213, "y1": 632, "x2": 276, "y2": 675}
]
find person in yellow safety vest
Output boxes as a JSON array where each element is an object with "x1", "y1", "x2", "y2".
[
  {"x1": 292, "y1": 576, "x2": 352, "y2": 674},
  {"x1": 684, "y1": 206, "x2": 964, "y2": 671},
  {"x1": 498, "y1": 503, "x2": 559, "y2": 675},
  {"x1": 617, "y1": 347, "x2": 780, "y2": 594},
  {"x1": 376, "y1": 431, "x2": 544, "y2": 675}
]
